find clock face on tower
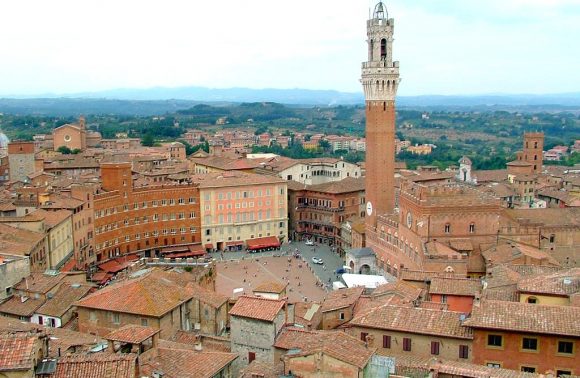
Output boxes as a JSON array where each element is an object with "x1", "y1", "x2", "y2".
[
  {"x1": 366, "y1": 201, "x2": 373, "y2": 216},
  {"x1": 406, "y1": 212, "x2": 413, "y2": 228}
]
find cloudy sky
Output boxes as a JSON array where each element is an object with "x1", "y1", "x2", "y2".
[{"x1": 2, "y1": 0, "x2": 579, "y2": 96}]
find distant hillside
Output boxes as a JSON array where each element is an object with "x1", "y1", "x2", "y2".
[{"x1": 1, "y1": 88, "x2": 580, "y2": 116}]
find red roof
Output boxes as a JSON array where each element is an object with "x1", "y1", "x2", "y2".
[
  {"x1": 90, "y1": 272, "x2": 113, "y2": 285},
  {"x1": 105, "y1": 325, "x2": 160, "y2": 344},
  {"x1": 0, "y1": 334, "x2": 37, "y2": 371},
  {"x1": 246, "y1": 236, "x2": 280, "y2": 250},
  {"x1": 229, "y1": 296, "x2": 286, "y2": 322},
  {"x1": 60, "y1": 258, "x2": 78, "y2": 272}
]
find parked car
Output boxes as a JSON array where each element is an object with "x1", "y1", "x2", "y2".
[
  {"x1": 311, "y1": 257, "x2": 323, "y2": 265},
  {"x1": 305, "y1": 240, "x2": 314, "y2": 246}
]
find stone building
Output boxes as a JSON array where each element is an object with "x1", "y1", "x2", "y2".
[
  {"x1": 320, "y1": 287, "x2": 364, "y2": 330},
  {"x1": 0, "y1": 253, "x2": 30, "y2": 302},
  {"x1": 229, "y1": 296, "x2": 292, "y2": 368},
  {"x1": 94, "y1": 162, "x2": 202, "y2": 262},
  {"x1": 8, "y1": 141, "x2": 36, "y2": 182},
  {"x1": 288, "y1": 177, "x2": 365, "y2": 246},
  {"x1": 0, "y1": 222, "x2": 47, "y2": 272},
  {"x1": 76, "y1": 271, "x2": 195, "y2": 339}
]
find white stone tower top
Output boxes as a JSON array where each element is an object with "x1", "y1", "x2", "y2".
[{"x1": 361, "y1": 1, "x2": 401, "y2": 101}]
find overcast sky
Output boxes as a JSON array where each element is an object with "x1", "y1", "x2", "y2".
[{"x1": 2, "y1": 0, "x2": 579, "y2": 96}]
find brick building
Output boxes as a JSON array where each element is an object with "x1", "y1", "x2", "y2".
[
  {"x1": 94, "y1": 162, "x2": 202, "y2": 262},
  {"x1": 288, "y1": 177, "x2": 365, "y2": 246},
  {"x1": 52, "y1": 117, "x2": 87, "y2": 152},
  {"x1": 515, "y1": 132, "x2": 544, "y2": 174},
  {"x1": 368, "y1": 181, "x2": 502, "y2": 277},
  {"x1": 347, "y1": 303, "x2": 474, "y2": 362}
]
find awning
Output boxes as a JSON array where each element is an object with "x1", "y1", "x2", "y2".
[
  {"x1": 226, "y1": 241, "x2": 243, "y2": 246},
  {"x1": 60, "y1": 258, "x2": 78, "y2": 272},
  {"x1": 164, "y1": 244, "x2": 205, "y2": 258},
  {"x1": 246, "y1": 236, "x2": 280, "y2": 250},
  {"x1": 91, "y1": 272, "x2": 113, "y2": 285},
  {"x1": 160, "y1": 245, "x2": 190, "y2": 254}
]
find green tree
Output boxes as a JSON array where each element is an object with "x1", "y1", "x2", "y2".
[
  {"x1": 318, "y1": 139, "x2": 331, "y2": 150},
  {"x1": 71, "y1": 148, "x2": 82, "y2": 154},
  {"x1": 141, "y1": 134, "x2": 155, "y2": 147},
  {"x1": 57, "y1": 146, "x2": 72, "y2": 154}
]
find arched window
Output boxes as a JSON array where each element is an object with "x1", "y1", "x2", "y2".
[{"x1": 380, "y1": 39, "x2": 387, "y2": 60}]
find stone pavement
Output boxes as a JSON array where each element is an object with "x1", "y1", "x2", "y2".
[{"x1": 214, "y1": 241, "x2": 345, "y2": 303}]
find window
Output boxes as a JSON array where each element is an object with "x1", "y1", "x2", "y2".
[
  {"x1": 248, "y1": 352, "x2": 256, "y2": 363},
  {"x1": 403, "y1": 338, "x2": 412, "y2": 351},
  {"x1": 360, "y1": 332, "x2": 368, "y2": 342},
  {"x1": 469, "y1": 223, "x2": 475, "y2": 233},
  {"x1": 382, "y1": 335, "x2": 391, "y2": 349},
  {"x1": 441, "y1": 295, "x2": 447, "y2": 304},
  {"x1": 558, "y1": 340, "x2": 574, "y2": 355},
  {"x1": 89, "y1": 311, "x2": 97, "y2": 321},
  {"x1": 339, "y1": 312, "x2": 345, "y2": 320},
  {"x1": 487, "y1": 334, "x2": 503, "y2": 348},
  {"x1": 431, "y1": 341, "x2": 440, "y2": 355},
  {"x1": 549, "y1": 234, "x2": 555, "y2": 243},
  {"x1": 111, "y1": 313, "x2": 120, "y2": 324},
  {"x1": 444, "y1": 224, "x2": 451, "y2": 233},
  {"x1": 522, "y1": 337, "x2": 538, "y2": 351},
  {"x1": 487, "y1": 363, "x2": 501, "y2": 368},
  {"x1": 521, "y1": 367, "x2": 536, "y2": 373},
  {"x1": 459, "y1": 345, "x2": 469, "y2": 359},
  {"x1": 557, "y1": 371, "x2": 572, "y2": 377},
  {"x1": 141, "y1": 318, "x2": 148, "y2": 326},
  {"x1": 527, "y1": 296, "x2": 538, "y2": 304}
]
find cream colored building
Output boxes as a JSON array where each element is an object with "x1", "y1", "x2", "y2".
[
  {"x1": 34, "y1": 209, "x2": 74, "y2": 269},
  {"x1": 195, "y1": 172, "x2": 288, "y2": 251}
]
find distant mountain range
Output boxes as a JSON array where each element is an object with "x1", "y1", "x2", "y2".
[{"x1": 1, "y1": 86, "x2": 580, "y2": 116}]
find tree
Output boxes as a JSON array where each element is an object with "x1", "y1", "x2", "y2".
[
  {"x1": 57, "y1": 146, "x2": 72, "y2": 154},
  {"x1": 71, "y1": 148, "x2": 82, "y2": 154},
  {"x1": 318, "y1": 140, "x2": 331, "y2": 150},
  {"x1": 141, "y1": 134, "x2": 155, "y2": 147}
]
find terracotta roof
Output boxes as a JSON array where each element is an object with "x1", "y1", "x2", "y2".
[
  {"x1": 401, "y1": 270, "x2": 465, "y2": 282},
  {"x1": 186, "y1": 283, "x2": 229, "y2": 309},
  {"x1": 482, "y1": 242, "x2": 560, "y2": 266},
  {"x1": 0, "y1": 333, "x2": 37, "y2": 372},
  {"x1": 473, "y1": 169, "x2": 507, "y2": 183},
  {"x1": 0, "y1": 223, "x2": 45, "y2": 256},
  {"x1": 38, "y1": 354, "x2": 137, "y2": 378},
  {"x1": 465, "y1": 300, "x2": 580, "y2": 337},
  {"x1": 448, "y1": 238, "x2": 474, "y2": 252},
  {"x1": 240, "y1": 361, "x2": 284, "y2": 378},
  {"x1": 14, "y1": 273, "x2": 81, "y2": 295},
  {"x1": 105, "y1": 325, "x2": 160, "y2": 344},
  {"x1": 283, "y1": 330, "x2": 375, "y2": 369},
  {"x1": 274, "y1": 327, "x2": 322, "y2": 350},
  {"x1": 321, "y1": 287, "x2": 364, "y2": 312},
  {"x1": 139, "y1": 348, "x2": 238, "y2": 378},
  {"x1": 253, "y1": 280, "x2": 288, "y2": 294},
  {"x1": 41, "y1": 195, "x2": 84, "y2": 210},
  {"x1": 35, "y1": 283, "x2": 92, "y2": 318},
  {"x1": 429, "y1": 277, "x2": 482, "y2": 297},
  {"x1": 192, "y1": 171, "x2": 286, "y2": 188},
  {"x1": 425, "y1": 241, "x2": 463, "y2": 257},
  {"x1": 76, "y1": 272, "x2": 193, "y2": 317},
  {"x1": 32, "y1": 209, "x2": 72, "y2": 228},
  {"x1": 350, "y1": 304, "x2": 473, "y2": 339},
  {"x1": 502, "y1": 207, "x2": 580, "y2": 228},
  {"x1": 305, "y1": 177, "x2": 365, "y2": 194},
  {"x1": 372, "y1": 280, "x2": 423, "y2": 301},
  {"x1": 0, "y1": 295, "x2": 45, "y2": 317},
  {"x1": 229, "y1": 295, "x2": 286, "y2": 322},
  {"x1": 516, "y1": 268, "x2": 580, "y2": 296}
]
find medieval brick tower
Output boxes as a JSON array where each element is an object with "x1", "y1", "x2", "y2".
[{"x1": 362, "y1": 2, "x2": 400, "y2": 230}]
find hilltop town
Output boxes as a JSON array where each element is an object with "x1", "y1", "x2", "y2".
[{"x1": 0, "y1": 2, "x2": 579, "y2": 378}]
